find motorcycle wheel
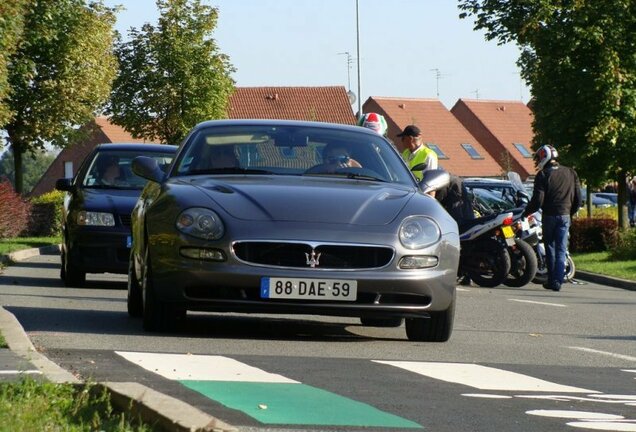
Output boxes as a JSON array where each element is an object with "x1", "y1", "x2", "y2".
[
  {"x1": 565, "y1": 255, "x2": 576, "y2": 281},
  {"x1": 504, "y1": 238, "x2": 538, "y2": 287},
  {"x1": 466, "y1": 239, "x2": 512, "y2": 288},
  {"x1": 533, "y1": 253, "x2": 575, "y2": 284}
]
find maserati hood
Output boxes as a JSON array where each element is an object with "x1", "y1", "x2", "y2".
[{"x1": 186, "y1": 176, "x2": 415, "y2": 225}]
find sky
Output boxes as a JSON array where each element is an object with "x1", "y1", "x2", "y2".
[{"x1": 103, "y1": 0, "x2": 531, "y2": 111}]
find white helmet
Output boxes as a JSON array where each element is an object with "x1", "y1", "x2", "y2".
[
  {"x1": 534, "y1": 145, "x2": 558, "y2": 170},
  {"x1": 358, "y1": 112, "x2": 388, "y2": 136}
]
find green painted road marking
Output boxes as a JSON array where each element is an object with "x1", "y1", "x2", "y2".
[{"x1": 181, "y1": 380, "x2": 423, "y2": 428}]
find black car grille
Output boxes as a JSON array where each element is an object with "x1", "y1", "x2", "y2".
[
  {"x1": 119, "y1": 214, "x2": 132, "y2": 226},
  {"x1": 233, "y1": 242, "x2": 393, "y2": 269}
]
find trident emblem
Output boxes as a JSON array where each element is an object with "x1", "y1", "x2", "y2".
[{"x1": 305, "y1": 250, "x2": 321, "y2": 268}]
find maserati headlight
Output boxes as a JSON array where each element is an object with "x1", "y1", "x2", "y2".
[
  {"x1": 176, "y1": 208, "x2": 224, "y2": 240},
  {"x1": 77, "y1": 211, "x2": 115, "y2": 226},
  {"x1": 399, "y1": 216, "x2": 440, "y2": 249}
]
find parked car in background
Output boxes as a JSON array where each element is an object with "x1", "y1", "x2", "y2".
[
  {"x1": 580, "y1": 188, "x2": 617, "y2": 208},
  {"x1": 56, "y1": 143, "x2": 177, "y2": 287},
  {"x1": 128, "y1": 119, "x2": 459, "y2": 342}
]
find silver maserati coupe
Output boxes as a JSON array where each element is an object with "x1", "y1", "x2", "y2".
[{"x1": 128, "y1": 119, "x2": 459, "y2": 341}]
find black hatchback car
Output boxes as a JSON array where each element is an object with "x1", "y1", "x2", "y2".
[{"x1": 56, "y1": 143, "x2": 177, "y2": 287}]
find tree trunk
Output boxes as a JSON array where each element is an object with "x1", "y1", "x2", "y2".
[
  {"x1": 10, "y1": 137, "x2": 24, "y2": 195},
  {"x1": 586, "y1": 187, "x2": 592, "y2": 218},
  {"x1": 617, "y1": 171, "x2": 628, "y2": 229}
]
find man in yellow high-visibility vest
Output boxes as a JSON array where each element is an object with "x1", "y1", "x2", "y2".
[{"x1": 397, "y1": 125, "x2": 438, "y2": 182}]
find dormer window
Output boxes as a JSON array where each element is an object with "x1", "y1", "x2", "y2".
[
  {"x1": 461, "y1": 143, "x2": 483, "y2": 159},
  {"x1": 513, "y1": 143, "x2": 532, "y2": 158},
  {"x1": 425, "y1": 143, "x2": 448, "y2": 159}
]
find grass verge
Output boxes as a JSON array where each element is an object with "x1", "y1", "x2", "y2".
[
  {"x1": 572, "y1": 251, "x2": 636, "y2": 280},
  {"x1": 0, "y1": 236, "x2": 61, "y2": 255},
  {"x1": 0, "y1": 378, "x2": 153, "y2": 431}
]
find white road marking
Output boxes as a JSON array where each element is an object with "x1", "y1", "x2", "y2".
[
  {"x1": 508, "y1": 299, "x2": 566, "y2": 307},
  {"x1": 462, "y1": 393, "x2": 512, "y2": 399},
  {"x1": 374, "y1": 361, "x2": 596, "y2": 393},
  {"x1": 0, "y1": 370, "x2": 42, "y2": 375},
  {"x1": 569, "y1": 347, "x2": 636, "y2": 362},
  {"x1": 589, "y1": 395, "x2": 636, "y2": 401},
  {"x1": 115, "y1": 351, "x2": 298, "y2": 383},
  {"x1": 526, "y1": 410, "x2": 624, "y2": 420},
  {"x1": 517, "y1": 395, "x2": 632, "y2": 403},
  {"x1": 567, "y1": 421, "x2": 636, "y2": 431}
]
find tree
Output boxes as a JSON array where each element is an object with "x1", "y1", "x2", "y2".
[
  {"x1": 0, "y1": 148, "x2": 57, "y2": 194},
  {"x1": 0, "y1": 0, "x2": 30, "y2": 127},
  {"x1": 109, "y1": 0, "x2": 235, "y2": 145},
  {"x1": 2, "y1": 0, "x2": 117, "y2": 194},
  {"x1": 459, "y1": 1, "x2": 636, "y2": 228}
]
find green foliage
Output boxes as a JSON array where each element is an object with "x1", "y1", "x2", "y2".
[
  {"x1": 0, "y1": 0, "x2": 30, "y2": 126},
  {"x1": 0, "y1": 236, "x2": 61, "y2": 255},
  {"x1": 458, "y1": 1, "x2": 636, "y2": 189},
  {"x1": 609, "y1": 228, "x2": 636, "y2": 261},
  {"x1": 28, "y1": 189, "x2": 65, "y2": 236},
  {"x1": 2, "y1": 0, "x2": 118, "y2": 193},
  {"x1": 0, "y1": 148, "x2": 57, "y2": 194},
  {"x1": 109, "y1": 0, "x2": 235, "y2": 145},
  {"x1": 572, "y1": 251, "x2": 636, "y2": 280},
  {"x1": 0, "y1": 378, "x2": 151, "y2": 431}
]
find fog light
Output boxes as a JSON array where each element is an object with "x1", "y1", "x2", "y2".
[
  {"x1": 180, "y1": 247, "x2": 226, "y2": 261},
  {"x1": 399, "y1": 255, "x2": 438, "y2": 269}
]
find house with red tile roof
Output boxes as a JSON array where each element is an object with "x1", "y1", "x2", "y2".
[
  {"x1": 228, "y1": 86, "x2": 356, "y2": 124},
  {"x1": 451, "y1": 99, "x2": 535, "y2": 180},
  {"x1": 30, "y1": 117, "x2": 152, "y2": 196},
  {"x1": 363, "y1": 97, "x2": 503, "y2": 177},
  {"x1": 31, "y1": 86, "x2": 356, "y2": 196}
]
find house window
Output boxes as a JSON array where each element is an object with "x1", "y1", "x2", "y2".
[
  {"x1": 461, "y1": 143, "x2": 483, "y2": 159},
  {"x1": 513, "y1": 143, "x2": 532, "y2": 158},
  {"x1": 64, "y1": 161, "x2": 73, "y2": 178},
  {"x1": 425, "y1": 143, "x2": 448, "y2": 159}
]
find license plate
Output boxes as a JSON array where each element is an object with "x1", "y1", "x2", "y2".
[
  {"x1": 502, "y1": 225, "x2": 514, "y2": 238},
  {"x1": 260, "y1": 277, "x2": 357, "y2": 301}
]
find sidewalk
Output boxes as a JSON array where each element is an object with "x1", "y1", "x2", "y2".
[{"x1": 0, "y1": 245, "x2": 237, "y2": 432}]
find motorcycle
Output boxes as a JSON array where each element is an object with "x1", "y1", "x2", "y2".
[
  {"x1": 504, "y1": 207, "x2": 539, "y2": 287},
  {"x1": 506, "y1": 172, "x2": 575, "y2": 284},
  {"x1": 458, "y1": 209, "x2": 516, "y2": 288}
]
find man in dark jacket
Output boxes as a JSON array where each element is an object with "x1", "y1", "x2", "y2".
[{"x1": 522, "y1": 145, "x2": 581, "y2": 291}]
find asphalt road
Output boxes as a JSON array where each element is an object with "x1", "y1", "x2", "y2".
[{"x1": 1, "y1": 253, "x2": 635, "y2": 431}]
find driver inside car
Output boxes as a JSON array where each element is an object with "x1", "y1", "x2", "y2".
[{"x1": 312, "y1": 143, "x2": 362, "y2": 173}]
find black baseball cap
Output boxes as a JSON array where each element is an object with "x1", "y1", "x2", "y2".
[{"x1": 396, "y1": 125, "x2": 421, "y2": 137}]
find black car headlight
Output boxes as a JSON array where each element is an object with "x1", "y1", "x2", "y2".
[
  {"x1": 176, "y1": 208, "x2": 225, "y2": 240},
  {"x1": 399, "y1": 216, "x2": 440, "y2": 249},
  {"x1": 77, "y1": 211, "x2": 115, "y2": 227}
]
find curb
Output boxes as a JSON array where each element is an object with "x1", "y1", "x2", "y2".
[
  {"x1": 573, "y1": 270, "x2": 636, "y2": 291},
  {"x1": 0, "y1": 246, "x2": 237, "y2": 432}
]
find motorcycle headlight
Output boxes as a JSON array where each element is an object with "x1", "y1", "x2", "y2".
[
  {"x1": 399, "y1": 216, "x2": 441, "y2": 249},
  {"x1": 176, "y1": 208, "x2": 224, "y2": 240},
  {"x1": 77, "y1": 211, "x2": 115, "y2": 227}
]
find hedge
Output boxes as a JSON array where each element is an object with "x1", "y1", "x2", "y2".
[{"x1": 0, "y1": 179, "x2": 31, "y2": 239}]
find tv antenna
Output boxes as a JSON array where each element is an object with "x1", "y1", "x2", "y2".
[
  {"x1": 430, "y1": 68, "x2": 450, "y2": 98},
  {"x1": 471, "y1": 89, "x2": 480, "y2": 99},
  {"x1": 338, "y1": 52, "x2": 354, "y2": 92}
]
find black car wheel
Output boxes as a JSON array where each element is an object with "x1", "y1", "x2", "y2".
[
  {"x1": 127, "y1": 258, "x2": 142, "y2": 317},
  {"x1": 504, "y1": 238, "x2": 538, "y2": 287},
  {"x1": 360, "y1": 317, "x2": 403, "y2": 327},
  {"x1": 141, "y1": 246, "x2": 183, "y2": 332},
  {"x1": 61, "y1": 239, "x2": 86, "y2": 287},
  {"x1": 405, "y1": 300, "x2": 455, "y2": 342}
]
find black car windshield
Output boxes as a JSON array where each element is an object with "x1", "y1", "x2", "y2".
[
  {"x1": 82, "y1": 150, "x2": 175, "y2": 189},
  {"x1": 173, "y1": 125, "x2": 415, "y2": 185}
]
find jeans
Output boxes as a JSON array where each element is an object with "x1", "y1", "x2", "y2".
[
  {"x1": 542, "y1": 214, "x2": 571, "y2": 289},
  {"x1": 629, "y1": 201, "x2": 636, "y2": 226}
]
